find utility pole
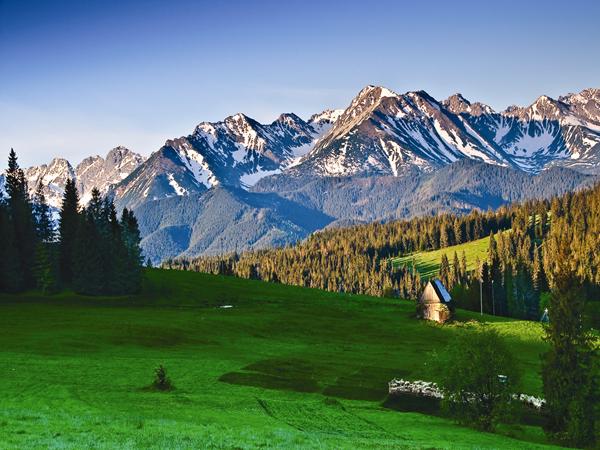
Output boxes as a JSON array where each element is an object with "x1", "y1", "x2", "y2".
[
  {"x1": 479, "y1": 278, "x2": 483, "y2": 316},
  {"x1": 492, "y1": 279, "x2": 495, "y2": 316}
]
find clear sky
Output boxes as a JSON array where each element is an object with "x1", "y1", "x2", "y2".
[{"x1": 1, "y1": 0, "x2": 599, "y2": 167}]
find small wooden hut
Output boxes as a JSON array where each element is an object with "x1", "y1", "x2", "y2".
[{"x1": 417, "y1": 279, "x2": 453, "y2": 323}]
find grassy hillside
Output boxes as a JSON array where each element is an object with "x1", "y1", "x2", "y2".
[
  {"x1": 392, "y1": 236, "x2": 491, "y2": 280},
  {"x1": 0, "y1": 269, "x2": 559, "y2": 449}
]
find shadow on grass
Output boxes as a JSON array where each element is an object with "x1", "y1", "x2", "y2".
[
  {"x1": 323, "y1": 367, "x2": 409, "y2": 401},
  {"x1": 383, "y1": 394, "x2": 545, "y2": 427},
  {"x1": 219, "y1": 358, "x2": 320, "y2": 393},
  {"x1": 220, "y1": 358, "x2": 408, "y2": 401},
  {"x1": 383, "y1": 393, "x2": 442, "y2": 416}
]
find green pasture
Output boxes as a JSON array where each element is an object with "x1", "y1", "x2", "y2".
[{"x1": 0, "y1": 269, "x2": 560, "y2": 449}]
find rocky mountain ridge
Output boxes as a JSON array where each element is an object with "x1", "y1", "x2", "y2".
[
  {"x1": 13, "y1": 147, "x2": 145, "y2": 208},
  {"x1": 7, "y1": 85, "x2": 600, "y2": 263}
]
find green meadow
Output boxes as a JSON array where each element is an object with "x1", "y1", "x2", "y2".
[
  {"x1": 0, "y1": 269, "x2": 561, "y2": 449},
  {"x1": 392, "y1": 236, "x2": 491, "y2": 279}
]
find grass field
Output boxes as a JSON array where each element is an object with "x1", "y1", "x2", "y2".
[
  {"x1": 0, "y1": 269, "x2": 561, "y2": 449},
  {"x1": 392, "y1": 236, "x2": 491, "y2": 280}
]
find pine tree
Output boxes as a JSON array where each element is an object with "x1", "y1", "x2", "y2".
[
  {"x1": 453, "y1": 220, "x2": 464, "y2": 245},
  {"x1": 72, "y1": 207, "x2": 103, "y2": 294},
  {"x1": 32, "y1": 182, "x2": 54, "y2": 242},
  {"x1": 452, "y1": 251, "x2": 461, "y2": 288},
  {"x1": 120, "y1": 208, "x2": 143, "y2": 293},
  {"x1": 487, "y1": 232, "x2": 502, "y2": 315},
  {"x1": 532, "y1": 244, "x2": 546, "y2": 295},
  {"x1": 541, "y1": 239, "x2": 598, "y2": 447},
  {"x1": 58, "y1": 179, "x2": 80, "y2": 285},
  {"x1": 439, "y1": 254, "x2": 451, "y2": 288},
  {"x1": 5, "y1": 149, "x2": 36, "y2": 289},
  {"x1": 440, "y1": 225, "x2": 449, "y2": 248},
  {"x1": 106, "y1": 198, "x2": 127, "y2": 294},
  {"x1": 0, "y1": 190, "x2": 22, "y2": 292},
  {"x1": 32, "y1": 183, "x2": 57, "y2": 293},
  {"x1": 460, "y1": 250, "x2": 468, "y2": 284}
]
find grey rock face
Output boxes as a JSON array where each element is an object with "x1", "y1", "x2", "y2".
[
  {"x1": 11, "y1": 84, "x2": 600, "y2": 264},
  {"x1": 21, "y1": 147, "x2": 144, "y2": 208},
  {"x1": 25, "y1": 158, "x2": 76, "y2": 208},
  {"x1": 112, "y1": 109, "x2": 344, "y2": 209},
  {"x1": 288, "y1": 86, "x2": 600, "y2": 178},
  {"x1": 76, "y1": 146, "x2": 145, "y2": 203}
]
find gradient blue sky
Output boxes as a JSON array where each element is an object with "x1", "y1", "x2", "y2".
[{"x1": 1, "y1": 0, "x2": 599, "y2": 167}]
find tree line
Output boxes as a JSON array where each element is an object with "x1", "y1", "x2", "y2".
[
  {"x1": 166, "y1": 182, "x2": 600, "y2": 446},
  {"x1": 164, "y1": 207, "x2": 511, "y2": 297},
  {"x1": 165, "y1": 183, "x2": 600, "y2": 322},
  {"x1": 0, "y1": 149, "x2": 143, "y2": 295},
  {"x1": 438, "y1": 185, "x2": 600, "y2": 322}
]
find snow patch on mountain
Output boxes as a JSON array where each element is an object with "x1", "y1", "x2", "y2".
[
  {"x1": 174, "y1": 140, "x2": 218, "y2": 188},
  {"x1": 240, "y1": 167, "x2": 282, "y2": 187},
  {"x1": 167, "y1": 173, "x2": 188, "y2": 195}
]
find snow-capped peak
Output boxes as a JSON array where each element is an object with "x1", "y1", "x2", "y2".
[
  {"x1": 21, "y1": 147, "x2": 144, "y2": 209},
  {"x1": 443, "y1": 94, "x2": 494, "y2": 116},
  {"x1": 274, "y1": 112, "x2": 303, "y2": 126},
  {"x1": 308, "y1": 109, "x2": 344, "y2": 125},
  {"x1": 356, "y1": 85, "x2": 398, "y2": 102},
  {"x1": 443, "y1": 93, "x2": 471, "y2": 113},
  {"x1": 24, "y1": 84, "x2": 600, "y2": 214}
]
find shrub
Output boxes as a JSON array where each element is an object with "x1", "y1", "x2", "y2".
[
  {"x1": 430, "y1": 325, "x2": 521, "y2": 431},
  {"x1": 152, "y1": 364, "x2": 173, "y2": 391}
]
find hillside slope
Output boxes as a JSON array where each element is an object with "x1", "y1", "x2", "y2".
[
  {"x1": 392, "y1": 235, "x2": 491, "y2": 279},
  {"x1": 254, "y1": 159, "x2": 598, "y2": 225},
  {"x1": 0, "y1": 269, "x2": 559, "y2": 449},
  {"x1": 135, "y1": 186, "x2": 333, "y2": 263}
]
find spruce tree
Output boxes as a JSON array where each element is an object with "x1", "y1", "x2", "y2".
[
  {"x1": 72, "y1": 206, "x2": 103, "y2": 294},
  {"x1": 541, "y1": 239, "x2": 598, "y2": 447},
  {"x1": 460, "y1": 251, "x2": 468, "y2": 284},
  {"x1": 106, "y1": 198, "x2": 126, "y2": 294},
  {"x1": 32, "y1": 183, "x2": 57, "y2": 293},
  {"x1": 439, "y1": 254, "x2": 451, "y2": 288},
  {"x1": 5, "y1": 149, "x2": 36, "y2": 288},
  {"x1": 58, "y1": 179, "x2": 80, "y2": 285},
  {"x1": 0, "y1": 190, "x2": 22, "y2": 292},
  {"x1": 452, "y1": 251, "x2": 461, "y2": 287},
  {"x1": 120, "y1": 208, "x2": 143, "y2": 293},
  {"x1": 487, "y1": 232, "x2": 502, "y2": 315},
  {"x1": 32, "y1": 182, "x2": 54, "y2": 242}
]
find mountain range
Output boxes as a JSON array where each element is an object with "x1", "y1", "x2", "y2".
[
  {"x1": 13, "y1": 146, "x2": 145, "y2": 209},
  {"x1": 6, "y1": 85, "x2": 600, "y2": 263}
]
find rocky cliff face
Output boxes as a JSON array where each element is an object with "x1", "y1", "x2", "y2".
[
  {"x1": 20, "y1": 147, "x2": 144, "y2": 208},
  {"x1": 12, "y1": 85, "x2": 600, "y2": 264},
  {"x1": 287, "y1": 86, "x2": 600, "y2": 178}
]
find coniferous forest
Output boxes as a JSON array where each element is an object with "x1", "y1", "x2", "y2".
[
  {"x1": 166, "y1": 182, "x2": 600, "y2": 323},
  {"x1": 0, "y1": 149, "x2": 143, "y2": 295}
]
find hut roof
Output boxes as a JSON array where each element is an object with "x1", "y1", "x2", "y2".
[{"x1": 431, "y1": 279, "x2": 452, "y2": 303}]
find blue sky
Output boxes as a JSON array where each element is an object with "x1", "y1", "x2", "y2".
[{"x1": 1, "y1": 0, "x2": 599, "y2": 167}]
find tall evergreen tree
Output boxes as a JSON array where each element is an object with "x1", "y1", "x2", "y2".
[
  {"x1": 73, "y1": 205, "x2": 103, "y2": 294},
  {"x1": 439, "y1": 253, "x2": 451, "y2": 288},
  {"x1": 0, "y1": 190, "x2": 22, "y2": 292},
  {"x1": 5, "y1": 148, "x2": 36, "y2": 288},
  {"x1": 32, "y1": 182, "x2": 54, "y2": 242},
  {"x1": 58, "y1": 179, "x2": 80, "y2": 284},
  {"x1": 120, "y1": 208, "x2": 144, "y2": 294},
  {"x1": 541, "y1": 240, "x2": 598, "y2": 447},
  {"x1": 460, "y1": 251, "x2": 468, "y2": 284},
  {"x1": 32, "y1": 183, "x2": 57, "y2": 293},
  {"x1": 487, "y1": 232, "x2": 502, "y2": 315},
  {"x1": 532, "y1": 244, "x2": 546, "y2": 295},
  {"x1": 452, "y1": 251, "x2": 461, "y2": 287}
]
